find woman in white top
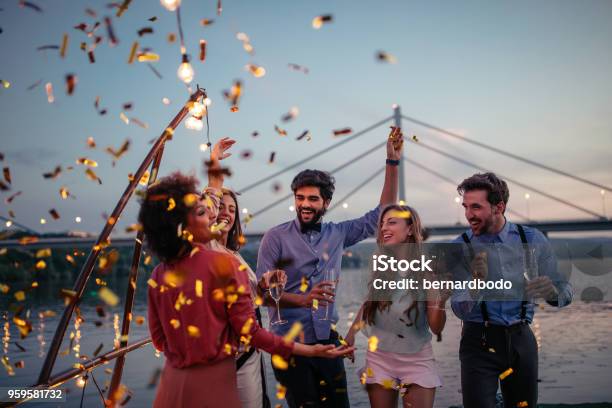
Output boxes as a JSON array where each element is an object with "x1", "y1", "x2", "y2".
[
  {"x1": 205, "y1": 138, "x2": 274, "y2": 408},
  {"x1": 345, "y1": 204, "x2": 450, "y2": 408}
]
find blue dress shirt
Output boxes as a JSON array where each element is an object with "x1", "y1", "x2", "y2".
[
  {"x1": 256, "y1": 206, "x2": 381, "y2": 342},
  {"x1": 450, "y1": 220, "x2": 573, "y2": 326}
]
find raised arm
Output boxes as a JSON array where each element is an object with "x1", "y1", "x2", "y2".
[{"x1": 379, "y1": 127, "x2": 403, "y2": 206}]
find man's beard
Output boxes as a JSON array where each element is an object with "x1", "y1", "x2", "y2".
[{"x1": 297, "y1": 206, "x2": 326, "y2": 227}]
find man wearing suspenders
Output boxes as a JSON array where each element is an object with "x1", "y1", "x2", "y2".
[{"x1": 450, "y1": 172, "x2": 573, "y2": 408}]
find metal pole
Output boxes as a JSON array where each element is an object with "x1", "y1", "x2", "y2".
[
  {"x1": 393, "y1": 105, "x2": 405, "y2": 202},
  {"x1": 36, "y1": 89, "x2": 205, "y2": 386},
  {"x1": 106, "y1": 145, "x2": 166, "y2": 403}
]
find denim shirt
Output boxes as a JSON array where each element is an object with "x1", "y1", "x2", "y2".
[
  {"x1": 450, "y1": 220, "x2": 573, "y2": 326},
  {"x1": 256, "y1": 206, "x2": 381, "y2": 342}
]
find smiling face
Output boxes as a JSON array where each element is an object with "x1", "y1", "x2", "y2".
[
  {"x1": 186, "y1": 197, "x2": 214, "y2": 243},
  {"x1": 462, "y1": 189, "x2": 505, "y2": 236},
  {"x1": 380, "y1": 211, "x2": 413, "y2": 245},
  {"x1": 294, "y1": 186, "x2": 329, "y2": 226},
  {"x1": 217, "y1": 193, "x2": 236, "y2": 233}
]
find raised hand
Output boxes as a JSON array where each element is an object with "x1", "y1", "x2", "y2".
[
  {"x1": 302, "y1": 281, "x2": 335, "y2": 308},
  {"x1": 386, "y1": 126, "x2": 403, "y2": 161},
  {"x1": 211, "y1": 137, "x2": 236, "y2": 163}
]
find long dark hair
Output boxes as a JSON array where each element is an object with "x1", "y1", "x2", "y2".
[
  {"x1": 221, "y1": 188, "x2": 244, "y2": 251},
  {"x1": 362, "y1": 204, "x2": 424, "y2": 326}
]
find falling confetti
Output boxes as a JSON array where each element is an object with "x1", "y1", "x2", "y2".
[
  {"x1": 376, "y1": 50, "x2": 397, "y2": 64},
  {"x1": 333, "y1": 127, "x2": 352, "y2": 136},
  {"x1": 312, "y1": 14, "x2": 333, "y2": 29},
  {"x1": 281, "y1": 107, "x2": 299, "y2": 122}
]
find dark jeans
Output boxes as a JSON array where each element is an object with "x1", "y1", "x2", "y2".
[
  {"x1": 460, "y1": 321, "x2": 538, "y2": 408},
  {"x1": 272, "y1": 333, "x2": 350, "y2": 408}
]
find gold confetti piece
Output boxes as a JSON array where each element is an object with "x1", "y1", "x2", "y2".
[
  {"x1": 116, "y1": 0, "x2": 132, "y2": 17},
  {"x1": 106, "y1": 139, "x2": 130, "y2": 163},
  {"x1": 187, "y1": 325, "x2": 201, "y2": 337},
  {"x1": 0, "y1": 284, "x2": 9, "y2": 294},
  {"x1": 272, "y1": 354, "x2": 288, "y2": 370},
  {"x1": 139, "y1": 171, "x2": 150, "y2": 186},
  {"x1": 254, "y1": 295, "x2": 263, "y2": 306},
  {"x1": 376, "y1": 50, "x2": 397, "y2": 64},
  {"x1": 59, "y1": 186, "x2": 70, "y2": 199},
  {"x1": 76, "y1": 157, "x2": 98, "y2": 167},
  {"x1": 333, "y1": 127, "x2": 352, "y2": 136},
  {"x1": 517, "y1": 402, "x2": 528, "y2": 407},
  {"x1": 2, "y1": 356, "x2": 15, "y2": 376},
  {"x1": 195, "y1": 279, "x2": 203, "y2": 297},
  {"x1": 45, "y1": 82, "x2": 54, "y2": 103},
  {"x1": 99, "y1": 287, "x2": 120, "y2": 307},
  {"x1": 14, "y1": 291, "x2": 26, "y2": 301},
  {"x1": 199, "y1": 40, "x2": 207, "y2": 62},
  {"x1": 488, "y1": 347, "x2": 496, "y2": 353},
  {"x1": 162, "y1": 97, "x2": 171, "y2": 105},
  {"x1": 134, "y1": 316, "x2": 145, "y2": 325},
  {"x1": 499, "y1": 367, "x2": 514, "y2": 380},
  {"x1": 0, "y1": 79, "x2": 11, "y2": 89},
  {"x1": 127, "y1": 41, "x2": 138, "y2": 64},
  {"x1": 274, "y1": 125, "x2": 288, "y2": 136},
  {"x1": 65, "y1": 73, "x2": 77, "y2": 95},
  {"x1": 201, "y1": 18, "x2": 214, "y2": 26},
  {"x1": 245, "y1": 63, "x2": 266, "y2": 78},
  {"x1": 412, "y1": 134, "x2": 419, "y2": 142},
  {"x1": 368, "y1": 335, "x2": 379, "y2": 352},
  {"x1": 164, "y1": 270, "x2": 185, "y2": 288},
  {"x1": 183, "y1": 193, "x2": 198, "y2": 207},
  {"x1": 283, "y1": 322, "x2": 302, "y2": 344},
  {"x1": 137, "y1": 52, "x2": 160, "y2": 62},
  {"x1": 60, "y1": 33, "x2": 69, "y2": 58},
  {"x1": 360, "y1": 371, "x2": 367, "y2": 384},
  {"x1": 35, "y1": 260, "x2": 47, "y2": 270},
  {"x1": 387, "y1": 209, "x2": 412, "y2": 219},
  {"x1": 299, "y1": 277, "x2": 308, "y2": 293},
  {"x1": 381, "y1": 378, "x2": 396, "y2": 390},
  {"x1": 35, "y1": 248, "x2": 51, "y2": 258},
  {"x1": 167, "y1": 33, "x2": 176, "y2": 43},
  {"x1": 147, "y1": 279, "x2": 158, "y2": 289},
  {"x1": 119, "y1": 112, "x2": 130, "y2": 124},
  {"x1": 312, "y1": 299, "x2": 319, "y2": 310},
  {"x1": 65, "y1": 254, "x2": 76, "y2": 265},
  {"x1": 223, "y1": 343, "x2": 232, "y2": 355},
  {"x1": 170, "y1": 319, "x2": 180, "y2": 329},
  {"x1": 125, "y1": 223, "x2": 142, "y2": 233},
  {"x1": 241, "y1": 317, "x2": 254, "y2": 335},
  {"x1": 312, "y1": 14, "x2": 333, "y2": 29},
  {"x1": 276, "y1": 384, "x2": 287, "y2": 400}
]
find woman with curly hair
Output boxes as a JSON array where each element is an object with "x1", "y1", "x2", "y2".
[
  {"x1": 344, "y1": 204, "x2": 448, "y2": 408},
  {"x1": 141, "y1": 171, "x2": 353, "y2": 408}
]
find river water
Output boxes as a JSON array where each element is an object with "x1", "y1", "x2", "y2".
[{"x1": 1, "y1": 268, "x2": 612, "y2": 407}]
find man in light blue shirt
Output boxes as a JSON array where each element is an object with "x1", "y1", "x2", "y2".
[
  {"x1": 450, "y1": 172, "x2": 572, "y2": 408},
  {"x1": 256, "y1": 127, "x2": 403, "y2": 407}
]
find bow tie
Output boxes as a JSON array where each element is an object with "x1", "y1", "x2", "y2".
[{"x1": 300, "y1": 222, "x2": 322, "y2": 234}]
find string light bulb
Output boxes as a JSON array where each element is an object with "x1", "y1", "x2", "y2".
[
  {"x1": 177, "y1": 55, "x2": 194, "y2": 84},
  {"x1": 289, "y1": 205, "x2": 295, "y2": 212},
  {"x1": 185, "y1": 116, "x2": 203, "y2": 131},
  {"x1": 189, "y1": 101, "x2": 206, "y2": 118},
  {"x1": 342, "y1": 202, "x2": 349, "y2": 209},
  {"x1": 160, "y1": 0, "x2": 181, "y2": 11},
  {"x1": 5, "y1": 221, "x2": 12, "y2": 227}
]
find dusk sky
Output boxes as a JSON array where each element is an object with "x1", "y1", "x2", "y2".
[{"x1": 1, "y1": 0, "x2": 611, "y2": 236}]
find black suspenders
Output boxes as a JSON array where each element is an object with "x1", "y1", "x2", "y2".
[{"x1": 461, "y1": 224, "x2": 529, "y2": 326}]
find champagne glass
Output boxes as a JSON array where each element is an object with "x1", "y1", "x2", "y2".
[
  {"x1": 269, "y1": 270, "x2": 287, "y2": 326},
  {"x1": 322, "y1": 268, "x2": 337, "y2": 321}
]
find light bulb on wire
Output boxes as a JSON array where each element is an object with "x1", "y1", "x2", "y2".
[
  {"x1": 185, "y1": 116, "x2": 203, "y2": 131},
  {"x1": 177, "y1": 55, "x2": 194, "y2": 84},
  {"x1": 160, "y1": 0, "x2": 181, "y2": 11},
  {"x1": 189, "y1": 101, "x2": 206, "y2": 118}
]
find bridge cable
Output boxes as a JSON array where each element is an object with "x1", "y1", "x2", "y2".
[
  {"x1": 328, "y1": 166, "x2": 386, "y2": 213},
  {"x1": 237, "y1": 115, "x2": 393, "y2": 194},
  {"x1": 401, "y1": 114, "x2": 612, "y2": 193},
  {"x1": 410, "y1": 140, "x2": 604, "y2": 219}
]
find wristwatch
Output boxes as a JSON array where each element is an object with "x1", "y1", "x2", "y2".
[{"x1": 386, "y1": 159, "x2": 400, "y2": 166}]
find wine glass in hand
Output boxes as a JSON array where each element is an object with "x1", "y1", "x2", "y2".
[{"x1": 269, "y1": 270, "x2": 287, "y2": 326}]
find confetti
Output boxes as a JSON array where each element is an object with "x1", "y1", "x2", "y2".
[
  {"x1": 281, "y1": 107, "x2": 299, "y2": 122},
  {"x1": 200, "y1": 19, "x2": 214, "y2": 26},
  {"x1": 517, "y1": 402, "x2": 528, "y2": 407},
  {"x1": 333, "y1": 127, "x2": 352, "y2": 136},
  {"x1": 49, "y1": 209, "x2": 60, "y2": 220},
  {"x1": 376, "y1": 50, "x2": 397, "y2": 64},
  {"x1": 137, "y1": 27, "x2": 153, "y2": 37},
  {"x1": 106, "y1": 139, "x2": 130, "y2": 164},
  {"x1": 65, "y1": 74, "x2": 77, "y2": 95},
  {"x1": 99, "y1": 287, "x2": 120, "y2": 307},
  {"x1": 116, "y1": 0, "x2": 132, "y2": 17},
  {"x1": 43, "y1": 166, "x2": 62, "y2": 179},
  {"x1": 195, "y1": 279, "x2": 203, "y2": 297},
  {"x1": 20, "y1": 1, "x2": 43, "y2": 13},
  {"x1": 299, "y1": 277, "x2": 308, "y2": 293},
  {"x1": 240, "y1": 150, "x2": 253, "y2": 159},
  {"x1": 87, "y1": 136, "x2": 96, "y2": 148},
  {"x1": 283, "y1": 322, "x2": 302, "y2": 344},
  {"x1": 137, "y1": 52, "x2": 159, "y2": 62},
  {"x1": 312, "y1": 14, "x2": 333, "y2": 29},
  {"x1": 236, "y1": 32, "x2": 254, "y2": 55},
  {"x1": 499, "y1": 367, "x2": 514, "y2": 380},
  {"x1": 288, "y1": 63, "x2": 309, "y2": 74},
  {"x1": 14, "y1": 291, "x2": 26, "y2": 301},
  {"x1": 368, "y1": 335, "x2": 379, "y2": 352},
  {"x1": 268, "y1": 152, "x2": 276, "y2": 164},
  {"x1": 3, "y1": 167, "x2": 11, "y2": 184},
  {"x1": 412, "y1": 134, "x2": 419, "y2": 142},
  {"x1": 296, "y1": 130, "x2": 311, "y2": 141},
  {"x1": 199, "y1": 40, "x2": 207, "y2": 62},
  {"x1": 76, "y1": 157, "x2": 98, "y2": 167},
  {"x1": 222, "y1": 80, "x2": 242, "y2": 110},
  {"x1": 276, "y1": 384, "x2": 287, "y2": 400},
  {"x1": 245, "y1": 63, "x2": 266, "y2": 78},
  {"x1": 127, "y1": 41, "x2": 139, "y2": 64},
  {"x1": 274, "y1": 125, "x2": 287, "y2": 136},
  {"x1": 35, "y1": 260, "x2": 47, "y2": 270},
  {"x1": 104, "y1": 16, "x2": 119, "y2": 46},
  {"x1": 35, "y1": 248, "x2": 51, "y2": 258},
  {"x1": 387, "y1": 209, "x2": 411, "y2": 219},
  {"x1": 60, "y1": 34, "x2": 69, "y2": 58},
  {"x1": 1, "y1": 356, "x2": 15, "y2": 376},
  {"x1": 271, "y1": 354, "x2": 288, "y2": 370},
  {"x1": 187, "y1": 325, "x2": 201, "y2": 337},
  {"x1": 85, "y1": 168, "x2": 102, "y2": 184}
]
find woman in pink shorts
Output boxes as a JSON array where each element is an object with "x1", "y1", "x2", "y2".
[{"x1": 345, "y1": 204, "x2": 449, "y2": 408}]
